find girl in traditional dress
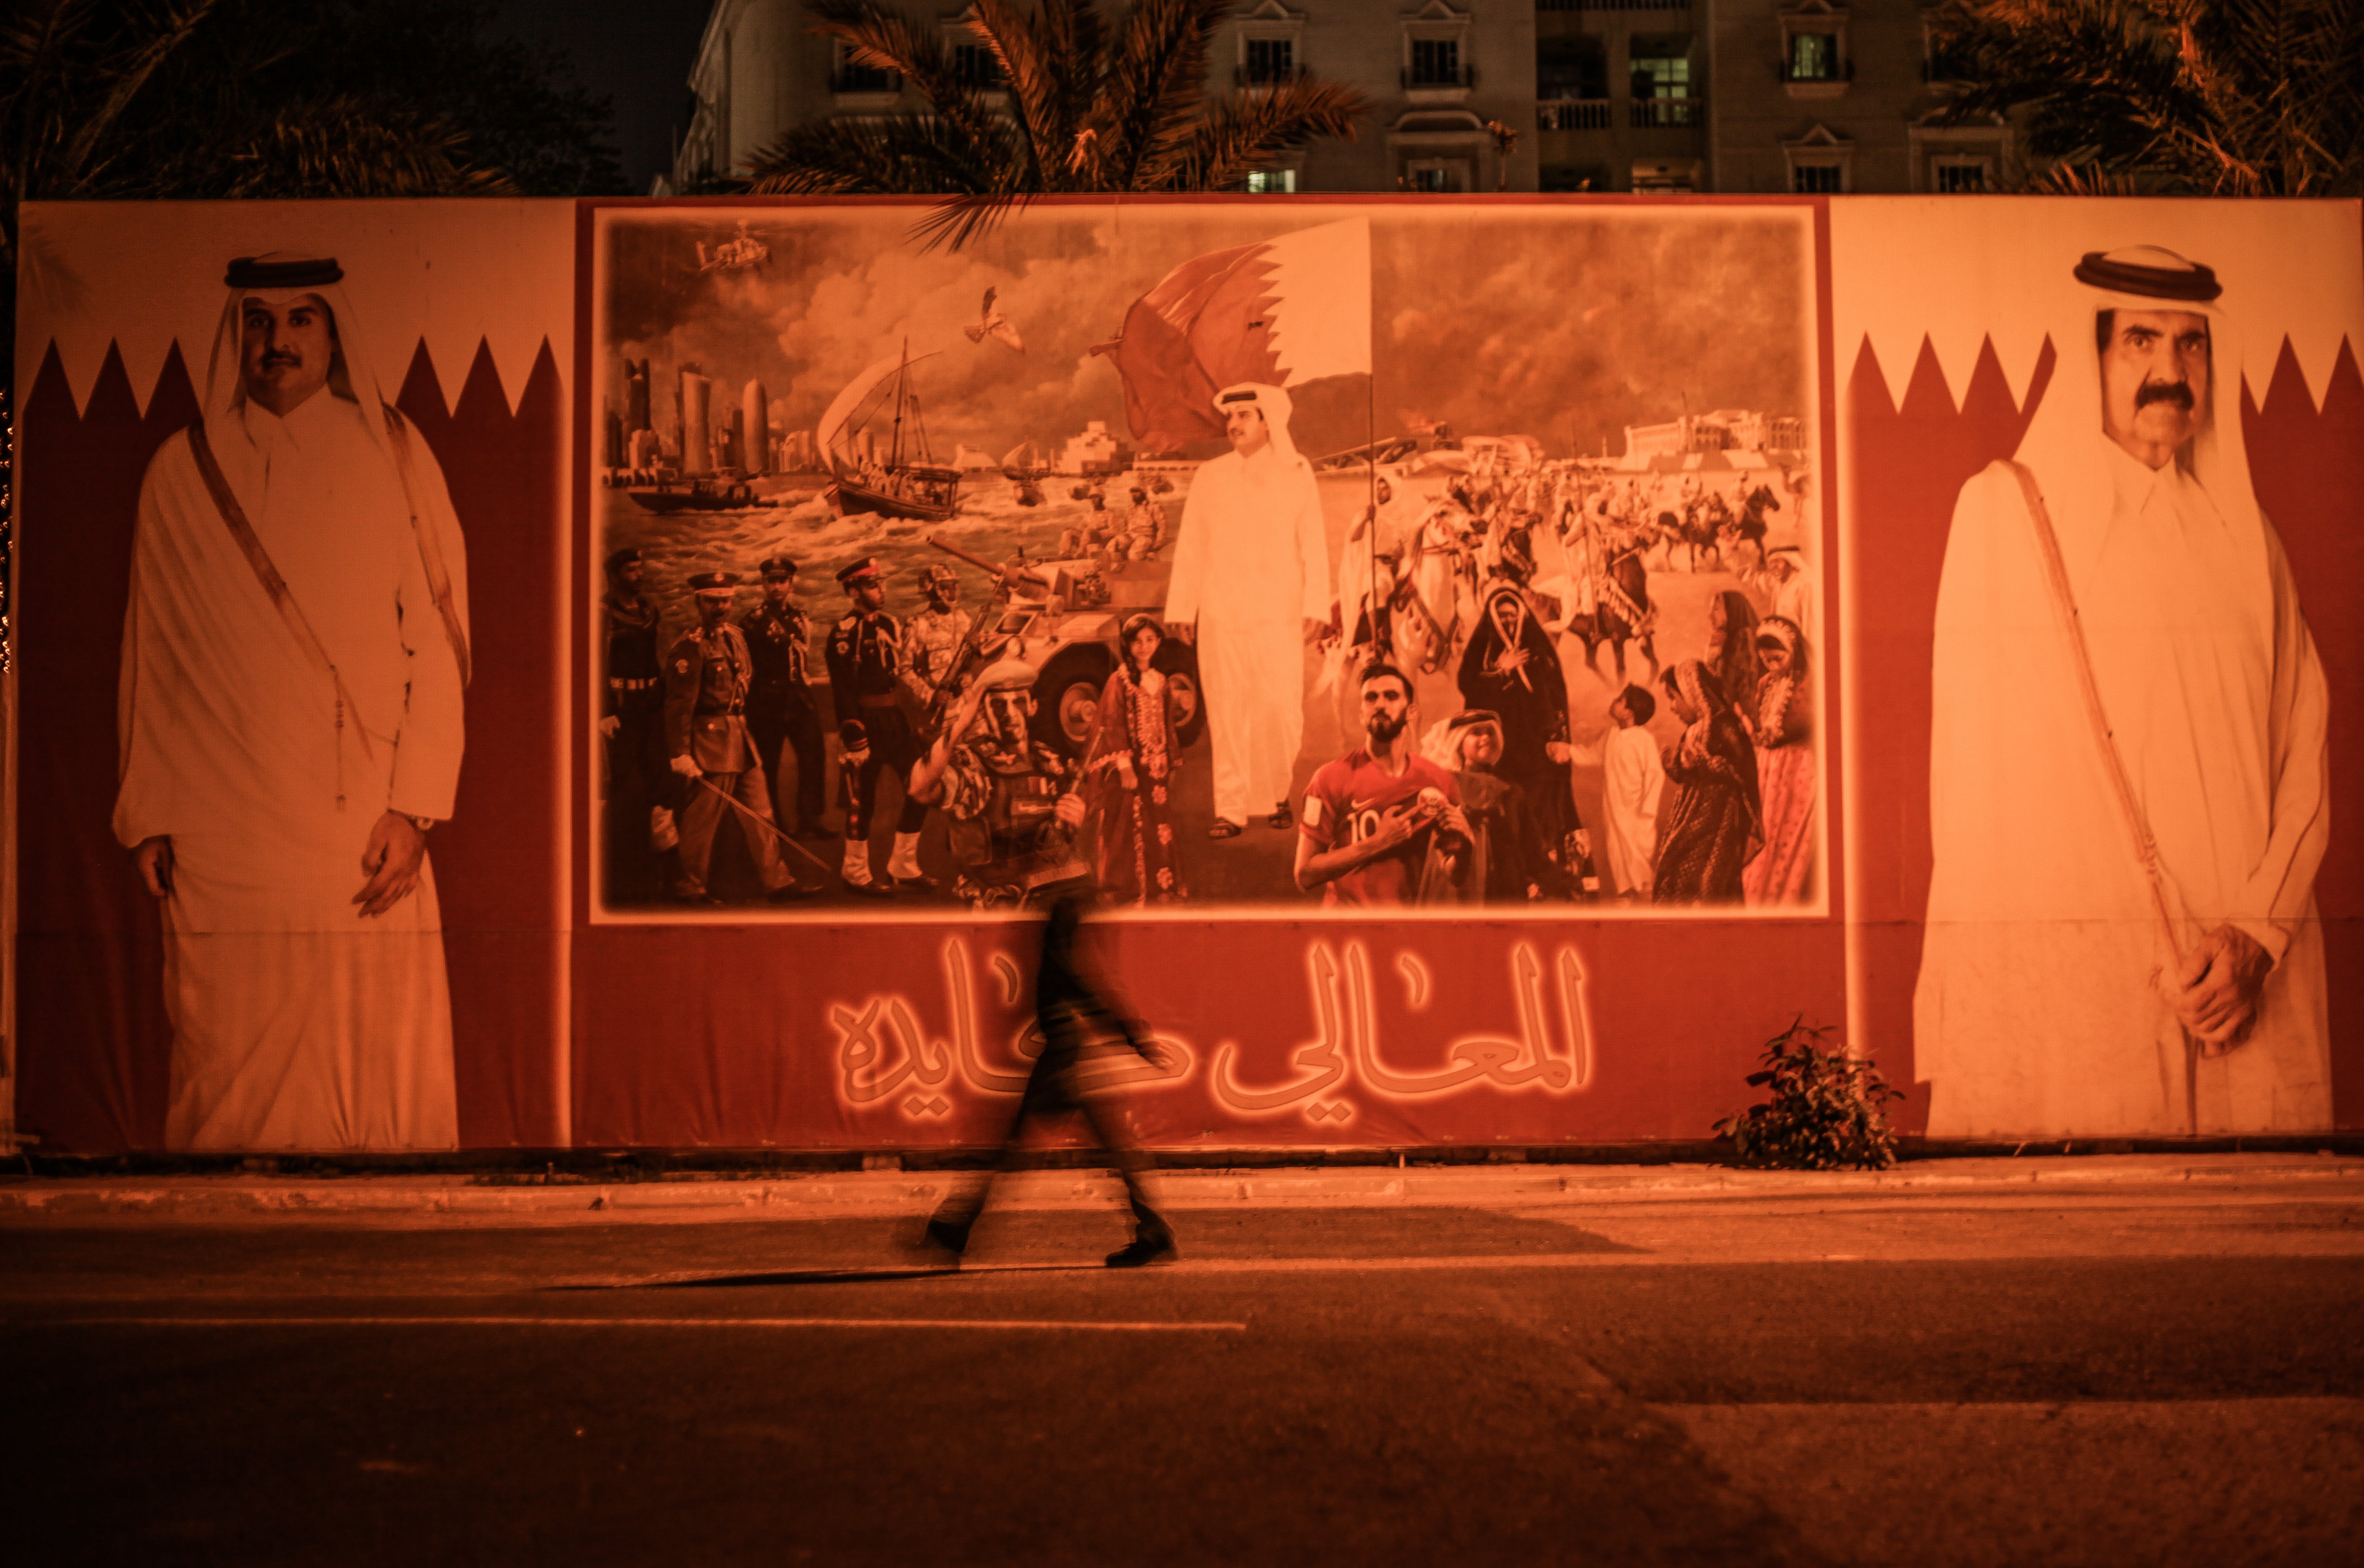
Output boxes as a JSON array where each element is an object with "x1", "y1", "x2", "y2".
[
  {"x1": 1082, "y1": 614, "x2": 1187, "y2": 905},
  {"x1": 1742, "y1": 616, "x2": 1815, "y2": 906},
  {"x1": 1652, "y1": 661, "x2": 1762, "y2": 905},
  {"x1": 1705, "y1": 589, "x2": 1762, "y2": 725}
]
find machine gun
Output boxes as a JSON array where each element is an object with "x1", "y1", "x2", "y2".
[{"x1": 926, "y1": 535, "x2": 1075, "y2": 610}]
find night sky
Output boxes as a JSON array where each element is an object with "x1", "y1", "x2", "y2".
[{"x1": 490, "y1": 0, "x2": 717, "y2": 193}]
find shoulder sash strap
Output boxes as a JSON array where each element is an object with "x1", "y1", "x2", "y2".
[
  {"x1": 382, "y1": 405, "x2": 474, "y2": 688},
  {"x1": 2007, "y1": 459, "x2": 2204, "y2": 1121},
  {"x1": 185, "y1": 420, "x2": 374, "y2": 763}
]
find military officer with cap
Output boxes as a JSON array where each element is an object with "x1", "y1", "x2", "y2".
[
  {"x1": 908, "y1": 657, "x2": 1086, "y2": 907},
  {"x1": 600, "y1": 546, "x2": 669, "y2": 899},
  {"x1": 825, "y1": 557, "x2": 929, "y2": 897},
  {"x1": 740, "y1": 555, "x2": 828, "y2": 841},
  {"x1": 665, "y1": 572, "x2": 814, "y2": 904}
]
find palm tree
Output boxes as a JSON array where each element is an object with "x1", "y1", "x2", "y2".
[
  {"x1": 742, "y1": 0, "x2": 1372, "y2": 249},
  {"x1": 1926, "y1": 0, "x2": 2364, "y2": 195}
]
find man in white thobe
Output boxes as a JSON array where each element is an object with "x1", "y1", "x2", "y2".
[
  {"x1": 1166, "y1": 382, "x2": 1336, "y2": 836},
  {"x1": 1915, "y1": 245, "x2": 2329, "y2": 1138},
  {"x1": 116, "y1": 252, "x2": 471, "y2": 1150}
]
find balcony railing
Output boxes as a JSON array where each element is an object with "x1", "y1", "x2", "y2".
[
  {"x1": 1537, "y1": 98, "x2": 1613, "y2": 131},
  {"x1": 1630, "y1": 97, "x2": 1704, "y2": 128},
  {"x1": 1779, "y1": 57, "x2": 1854, "y2": 85},
  {"x1": 1402, "y1": 64, "x2": 1477, "y2": 91},
  {"x1": 831, "y1": 68, "x2": 902, "y2": 96}
]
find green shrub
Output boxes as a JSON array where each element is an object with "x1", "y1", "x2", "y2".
[{"x1": 1713, "y1": 1018, "x2": 1903, "y2": 1171}]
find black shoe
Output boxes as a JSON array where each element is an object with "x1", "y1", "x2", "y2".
[
  {"x1": 841, "y1": 877, "x2": 895, "y2": 900},
  {"x1": 1207, "y1": 820, "x2": 1243, "y2": 840},
  {"x1": 923, "y1": 1217, "x2": 970, "y2": 1259},
  {"x1": 1267, "y1": 804, "x2": 1293, "y2": 831},
  {"x1": 768, "y1": 883, "x2": 821, "y2": 904},
  {"x1": 1105, "y1": 1232, "x2": 1177, "y2": 1268},
  {"x1": 894, "y1": 872, "x2": 941, "y2": 893},
  {"x1": 670, "y1": 888, "x2": 722, "y2": 907}
]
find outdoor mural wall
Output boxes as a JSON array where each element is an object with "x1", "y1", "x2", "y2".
[{"x1": 9, "y1": 194, "x2": 2358, "y2": 1155}]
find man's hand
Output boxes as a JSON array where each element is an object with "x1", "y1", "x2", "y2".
[
  {"x1": 132, "y1": 835, "x2": 175, "y2": 898},
  {"x1": 353, "y1": 812, "x2": 428, "y2": 918},
  {"x1": 1433, "y1": 803, "x2": 1472, "y2": 848},
  {"x1": 598, "y1": 714, "x2": 621, "y2": 740},
  {"x1": 2169, "y1": 924, "x2": 2273, "y2": 1051},
  {"x1": 1054, "y1": 793, "x2": 1085, "y2": 829},
  {"x1": 1545, "y1": 741, "x2": 1573, "y2": 764},
  {"x1": 670, "y1": 753, "x2": 702, "y2": 779}
]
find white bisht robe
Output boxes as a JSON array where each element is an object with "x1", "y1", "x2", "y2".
[
  {"x1": 116, "y1": 310, "x2": 470, "y2": 1150},
  {"x1": 1601, "y1": 723, "x2": 1666, "y2": 898},
  {"x1": 1915, "y1": 285, "x2": 2329, "y2": 1138},
  {"x1": 1166, "y1": 406, "x2": 1334, "y2": 825}
]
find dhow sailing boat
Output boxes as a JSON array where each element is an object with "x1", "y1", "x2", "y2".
[{"x1": 817, "y1": 342, "x2": 961, "y2": 522}]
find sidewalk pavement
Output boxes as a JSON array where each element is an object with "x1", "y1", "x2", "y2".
[{"x1": 2, "y1": 1151, "x2": 2358, "y2": 1224}]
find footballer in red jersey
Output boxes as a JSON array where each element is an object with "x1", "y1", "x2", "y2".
[{"x1": 1296, "y1": 663, "x2": 1471, "y2": 906}]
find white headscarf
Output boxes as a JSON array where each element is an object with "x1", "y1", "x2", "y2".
[
  {"x1": 203, "y1": 251, "x2": 400, "y2": 474},
  {"x1": 1211, "y1": 381, "x2": 1306, "y2": 471},
  {"x1": 2008, "y1": 244, "x2": 2266, "y2": 597}
]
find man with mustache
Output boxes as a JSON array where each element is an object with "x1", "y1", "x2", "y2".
[
  {"x1": 1915, "y1": 245, "x2": 2330, "y2": 1139},
  {"x1": 115, "y1": 253, "x2": 471, "y2": 1149}
]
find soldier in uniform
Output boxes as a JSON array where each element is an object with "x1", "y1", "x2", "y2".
[
  {"x1": 1120, "y1": 486, "x2": 1167, "y2": 561},
  {"x1": 825, "y1": 557, "x2": 928, "y2": 897},
  {"x1": 664, "y1": 572, "x2": 814, "y2": 905},
  {"x1": 739, "y1": 556, "x2": 827, "y2": 840},
  {"x1": 900, "y1": 565, "x2": 973, "y2": 714},
  {"x1": 908, "y1": 658, "x2": 1088, "y2": 907},
  {"x1": 599, "y1": 547, "x2": 669, "y2": 901}
]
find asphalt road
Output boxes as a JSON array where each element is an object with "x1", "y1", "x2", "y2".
[{"x1": 8, "y1": 1185, "x2": 2363, "y2": 1566}]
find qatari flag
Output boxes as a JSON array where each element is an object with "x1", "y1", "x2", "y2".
[{"x1": 1096, "y1": 216, "x2": 1372, "y2": 449}]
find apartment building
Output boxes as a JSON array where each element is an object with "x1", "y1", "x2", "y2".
[{"x1": 664, "y1": 0, "x2": 2011, "y2": 197}]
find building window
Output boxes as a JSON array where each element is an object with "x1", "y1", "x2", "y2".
[
  {"x1": 1410, "y1": 38, "x2": 1461, "y2": 86},
  {"x1": 951, "y1": 43, "x2": 1002, "y2": 89},
  {"x1": 832, "y1": 44, "x2": 899, "y2": 96},
  {"x1": 1629, "y1": 44, "x2": 1690, "y2": 98},
  {"x1": 1404, "y1": 158, "x2": 1469, "y2": 193},
  {"x1": 1792, "y1": 163, "x2": 1842, "y2": 193},
  {"x1": 1245, "y1": 37, "x2": 1296, "y2": 83},
  {"x1": 1932, "y1": 158, "x2": 1990, "y2": 193},
  {"x1": 1788, "y1": 32, "x2": 1838, "y2": 80},
  {"x1": 1245, "y1": 168, "x2": 1298, "y2": 194}
]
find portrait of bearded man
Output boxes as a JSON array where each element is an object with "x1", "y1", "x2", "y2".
[
  {"x1": 1914, "y1": 244, "x2": 2330, "y2": 1138},
  {"x1": 114, "y1": 251, "x2": 471, "y2": 1151}
]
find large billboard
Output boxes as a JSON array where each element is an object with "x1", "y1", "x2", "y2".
[{"x1": 9, "y1": 194, "x2": 2358, "y2": 1154}]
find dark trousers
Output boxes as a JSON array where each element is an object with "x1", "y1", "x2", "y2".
[
  {"x1": 931, "y1": 1014, "x2": 1170, "y2": 1243},
  {"x1": 604, "y1": 694, "x2": 667, "y2": 901},
  {"x1": 845, "y1": 705, "x2": 927, "y2": 839},
  {"x1": 749, "y1": 686, "x2": 827, "y2": 833},
  {"x1": 675, "y1": 764, "x2": 792, "y2": 897}
]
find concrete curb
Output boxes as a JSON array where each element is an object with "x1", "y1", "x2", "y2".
[{"x1": 2, "y1": 1152, "x2": 2358, "y2": 1223}]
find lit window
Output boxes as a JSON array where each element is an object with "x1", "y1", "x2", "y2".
[
  {"x1": 1245, "y1": 169, "x2": 1298, "y2": 194},
  {"x1": 1789, "y1": 32, "x2": 1837, "y2": 80},
  {"x1": 1629, "y1": 51, "x2": 1690, "y2": 98}
]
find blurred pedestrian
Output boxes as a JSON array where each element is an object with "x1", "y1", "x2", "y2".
[{"x1": 924, "y1": 894, "x2": 1179, "y2": 1268}]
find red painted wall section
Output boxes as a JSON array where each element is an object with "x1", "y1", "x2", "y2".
[
  {"x1": 570, "y1": 918, "x2": 1846, "y2": 1150},
  {"x1": 1846, "y1": 332, "x2": 2364, "y2": 1129},
  {"x1": 13, "y1": 338, "x2": 566, "y2": 1152}
]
